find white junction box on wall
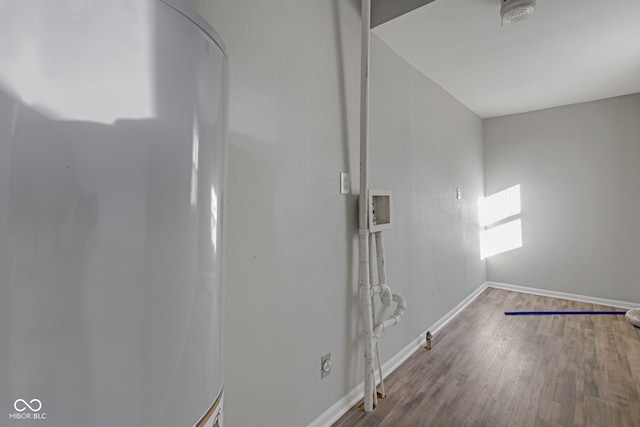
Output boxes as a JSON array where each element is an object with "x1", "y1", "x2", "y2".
[{"x1": 368, "y1": 189, "x2": 392, "y2": 232}]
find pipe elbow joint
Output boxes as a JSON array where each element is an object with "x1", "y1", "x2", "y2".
[{"x1": 392, "y1": 293, "x2": 407, "y2": 313}]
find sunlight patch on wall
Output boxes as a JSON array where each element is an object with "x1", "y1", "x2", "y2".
[
  {"x1": 479, "y1": 184, "x2": 521, "y2": 226},
  {"x1": 480, "y1": 219, "x2": 522, "y2": 259},
  {"x1": 479, "y1": 185, "x2": 523, "y2": 259}
]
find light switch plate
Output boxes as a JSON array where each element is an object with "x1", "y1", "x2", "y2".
[{"x1": 340, "y1": 173, "x2": 350, "y2": 195}]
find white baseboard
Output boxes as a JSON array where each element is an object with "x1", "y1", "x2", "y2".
[
  {"x1": 306, "y1": 381, "x2": 364, "y2": 427},
  {"x1": 486, "y1": 281, "x2": 640, "y2": 309},
  {"x1": 307, "y1": 283, "x2": 489, "y2": 427}
]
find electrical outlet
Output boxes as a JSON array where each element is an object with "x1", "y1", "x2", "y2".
[{"x1": 321, "y1": 353, "x2": 331, "y2": 378}]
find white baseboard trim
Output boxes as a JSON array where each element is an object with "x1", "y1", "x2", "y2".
[
  {"x1": 307, "y1": 283, "x2": 489, "y2": 427},
  {"x1": 306, "y1": 381, "x2": 363, "y2": 427},
  {"x1": 486, "y1": 281, "x2": 640, "y2": 310}
]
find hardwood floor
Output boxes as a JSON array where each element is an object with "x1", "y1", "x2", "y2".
[{"x1": 332, "y1": 288, "x2": 640, "y2": 427}]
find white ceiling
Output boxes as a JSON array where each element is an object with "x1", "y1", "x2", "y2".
[{"x1": 373, "y1": 0, "x2": 640, "y2": 118}]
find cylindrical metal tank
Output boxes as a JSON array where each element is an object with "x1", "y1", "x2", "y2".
[{"x1": 0, "y1": 1, "x2": 227, "y2": 426}]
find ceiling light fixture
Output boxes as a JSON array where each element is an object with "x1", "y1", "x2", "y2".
[{"x1": 500, "y1": 0, "x2": 536, "y2": 24}]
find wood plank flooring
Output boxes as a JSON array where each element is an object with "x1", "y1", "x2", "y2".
[{"x1": 332, "y1": 288, "x2": 640, "y2": 427}]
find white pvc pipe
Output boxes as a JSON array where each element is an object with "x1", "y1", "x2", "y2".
[
  {"x1": 358, "y1": 235, "x2": 375, "y2": 414},
  {"x1": 373, "y1": 293, "x2": 407, "y2": 339},
  {"x1": 375, "y1": 340, "x2": 385, "y2": 399},
  {"x1": 368, "y1": 234, "x2": 375, "y2": 289},
  {"x1": 375, "y1": 232, "x2": 392, "y2": 307},
  {"x1": 373, "y1": 231, "x2": 387, "y2": 399},
  {"x1": 358, "y1": 0, "x2": 407, "y2": 413},
  {"x1": 368, "y1": 235, "x2": 380, "y2": 408},
  {"x1": 375, "y1": 232, "x2": 386, "y2": 285},
  {"x1": 358, "y1": 0, "x2": 374, "y2": 413},
  {"x1": 358, "y1": 0, "x2": 370, "y2": 236}
]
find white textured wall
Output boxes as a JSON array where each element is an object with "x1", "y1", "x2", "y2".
[
  {"x1": 186, "y1": 1, "x2": 486, "y2": 425},
  {"x1": 484, "y1": 94, "x2": 640, "y2": 304},
  {"x1": 369, "y1": 36, "x2": 486, "y2": 361}
]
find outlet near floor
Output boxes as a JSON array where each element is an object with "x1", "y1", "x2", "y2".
[{"x1": 321, "y1": 353, "x2": 331, "y2": 378}]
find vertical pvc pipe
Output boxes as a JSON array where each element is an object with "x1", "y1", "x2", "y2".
[
  {"x1": 374, "y1": 231, "x2": 387, "y2": 399},
  {"x1": 375, "y1": 232, "x2": 386, "y2": 285},
  {"x1": 375, "y1": 341, "x2": 385, "y2": 400},
  {"x1": 358, "y1": 0, "x2": 375, "y2": 414},
  {"x1": 368, "y1": 236, "x2": 379, "y2": 408},
  {"x1": 368, "y1": 233, "x2": 376, "y2": 287}
]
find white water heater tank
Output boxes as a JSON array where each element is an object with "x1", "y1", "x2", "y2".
[{"x1": 0, "y1": 1, "x2": 227, "y2": 426}]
